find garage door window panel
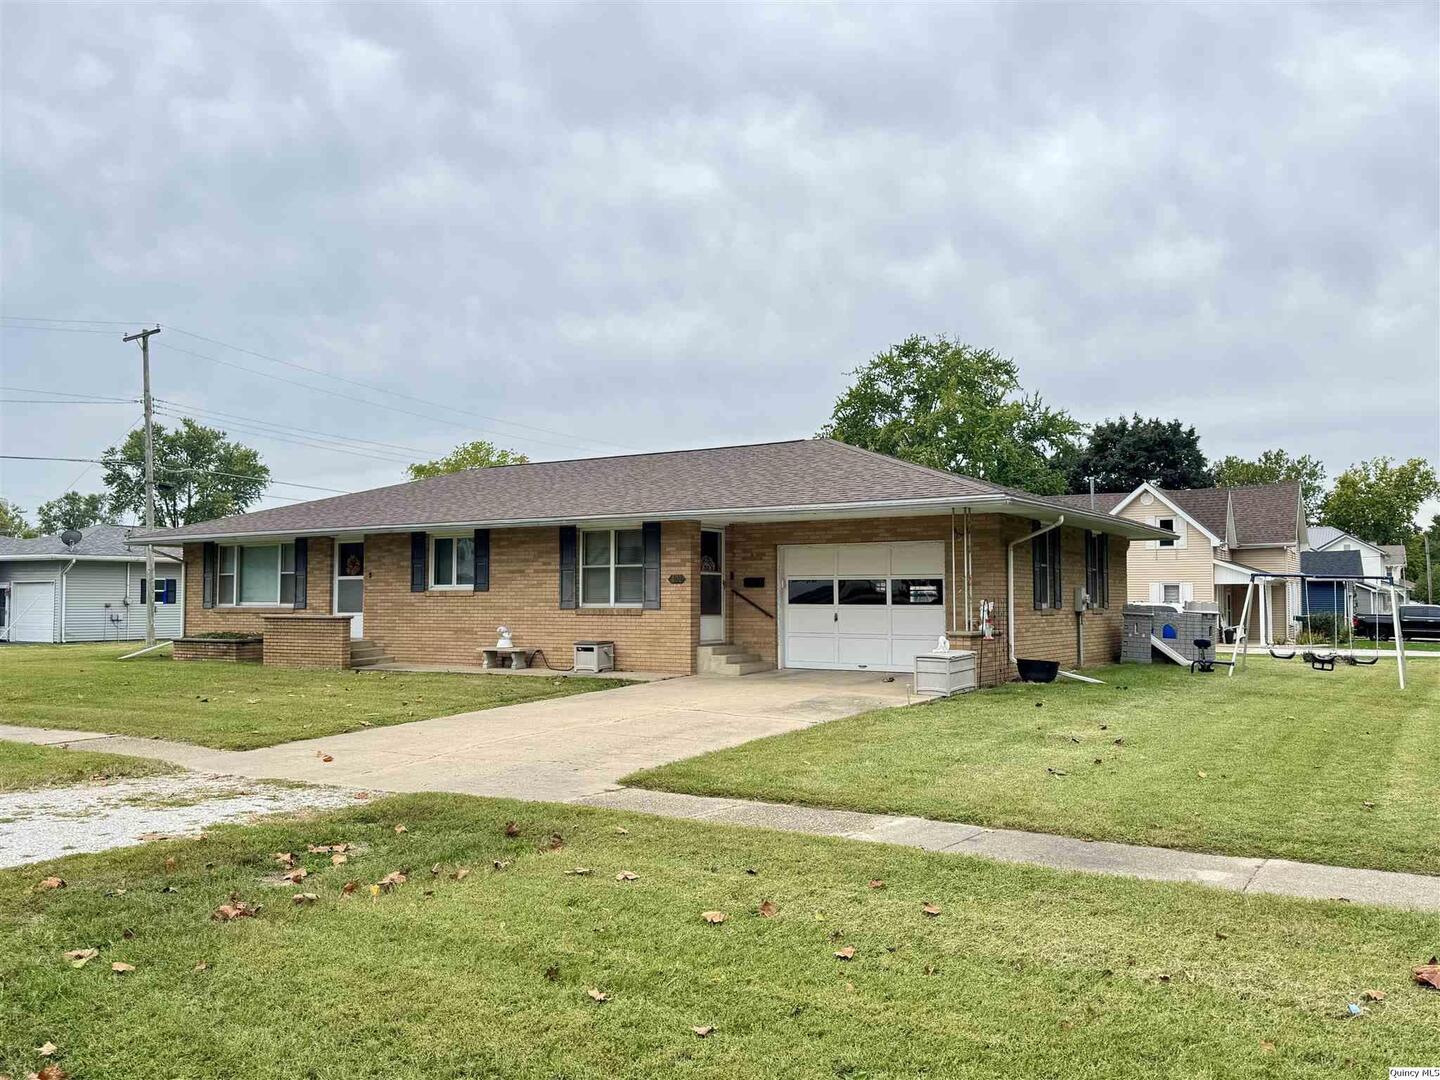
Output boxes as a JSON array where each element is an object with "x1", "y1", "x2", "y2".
[{"x1": 787, "y1": 579, "x2": 834, "y2": 605}]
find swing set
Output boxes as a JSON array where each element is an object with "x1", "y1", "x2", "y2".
[{"x1": 1229, "y1": 571, "x2": 1409, "y2": 690}]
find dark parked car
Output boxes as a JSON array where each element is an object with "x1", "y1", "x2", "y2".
[{"x1": 1353, "y1": 605, "x2": 1440, "y2": 641}]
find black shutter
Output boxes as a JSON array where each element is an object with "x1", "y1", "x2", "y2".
[
  {"x1": 202, "y1": 542, "x2": 217, "y2": 609},
  {"x1": 473, "y1": 529, "x2": 490, "y2": 592},
  {"x1": 558, "y1": 526, "x2": 578, "y2": 609},
  {"x1": 1050, "y1": 530, "x2": 1063, "y2": 610},
  {"x1": 140, "y1": 578, "x2": 148, "y2": 604},
  {"x1": 293, "y1": 538, "x2": 308, "y2": 609},
  {"x1": 642, "y1": 521, "x2": 661, "y2": 610},
  {"x1": 1031, "y1": 525, "x2": 1045, "y2": 610},
  {"x1": 410, "y1": 532, "x2": 428, "y2": 592}
]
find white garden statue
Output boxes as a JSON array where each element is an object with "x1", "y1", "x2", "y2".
[{"x1": 496, "y1": 625, "x2": 514, "y2": 649}]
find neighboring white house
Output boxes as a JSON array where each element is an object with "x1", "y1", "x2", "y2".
[
  {"x1": 1304, "y1": 525, "x2": 1407, "y2": 612},
  {"x1": 0, "y1": 524, "x2": 184, "y2": 643}
]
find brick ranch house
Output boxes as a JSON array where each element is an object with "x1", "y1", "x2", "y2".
[{"x1": 133, "y1": 439, "x2": 1170, "y2": 684}]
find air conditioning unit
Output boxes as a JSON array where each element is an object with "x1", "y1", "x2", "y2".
[{"x1": 574, "y1": 640, "x2": 615, "y2": 673}]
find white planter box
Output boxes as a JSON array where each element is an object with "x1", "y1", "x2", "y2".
[{"x1": 914, "y1": 650, "x2": 977, "y2": 697}]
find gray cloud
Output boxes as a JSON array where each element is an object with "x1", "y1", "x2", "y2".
[{"x1": 2, "y1": 1, "x2": 1436, "y2": 517}]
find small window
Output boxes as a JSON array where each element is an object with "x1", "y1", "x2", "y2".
[
  {"x1": 1158, "y1": 518, "x2": 1177, "y2": 547},
  {"x1": 219, "y1": 546, "x2": 236, "y2": 606},
  {"x1": 838, "y1": 578, "x2": 887, "y2": 605},
  {"x1": 431, "y1": 536, "x2": 474, "y2": 588},
  {"x1": 140, "y1": 578, "x2": 178, "y2": 605},
  {"x1": 787, "y1": 579, "x2": 834, "y2": 605},
  {"x1": 892, "y1": 578, "x2": 943, "y2": 605},
  {"x1": 1031, "y1": 524, "x2": 1063, "y2": 610},
  {"x1": 217, "y1": 542, "x2": 296, "y2": 606},
  {"x1": 580, "y1": 528, "x2": 644, "y2": 606},
  {"x1": 1162, "y1": 583, "x2": 1182, "y2": 604}
]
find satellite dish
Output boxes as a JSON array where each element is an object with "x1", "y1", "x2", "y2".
[{"x1": 60, "y1": 529, "x2": 83, "y2": 548}]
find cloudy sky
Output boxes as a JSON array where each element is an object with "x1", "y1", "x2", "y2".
[{"x1": 2, "y1": 2, "x2": 1437, "y2": 522}]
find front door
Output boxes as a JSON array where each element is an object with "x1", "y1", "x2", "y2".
[
  {"x1": 335, "y1": 540, "x2": 365, "y2": 639},
  {"x1": 700, "y1": 528, "x2": 724, "y2": 643}
]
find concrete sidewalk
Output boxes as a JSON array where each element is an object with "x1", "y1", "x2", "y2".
[{"x1": 577, "y1": 788, "x2": 1440, "y2": 913}]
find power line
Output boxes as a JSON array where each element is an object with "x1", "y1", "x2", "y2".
[
  {"x1": 0, "y1": 398, "x2": 137, "y2": 406},
  {"x1": 0, "y1": 316, "x2": 142, "y2": 326},
  {"x1": 0, "y1": 386, "x2": 137, "y2": 403},
  {"x1": 0, "y1": 455, "x2": 351, "y2": 494},
  {"x1": 1, "y1": 323, "x2": 117, "y2": 336},
  {"x1": 162, "y1": 323, "x2": 640, "y2": 452},
  {"x1": 153, "y1": 398, "x2": 449, "y2": 458},
  {"x1": 152, "y1": 404, "x2": 416, "y2": 466}
]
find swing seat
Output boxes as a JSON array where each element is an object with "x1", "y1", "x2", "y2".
[
  {"x1": 1267, "y1": 648, "x2": 1297, "y2": 660},
  {"x1": 1302, "y1": 650, "x2": 1337, "y2": 672},
  {"x1": 1342, "y1": 654, "x2": 1379, "y2": 666}
]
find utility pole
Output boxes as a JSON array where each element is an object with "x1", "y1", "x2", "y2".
[
  {"x1": 123, "y1": 325, "x2": 161, "y2": 646},
  {"x1": 1427, "y1": 533, "x2": 1434, "y2": 605}
]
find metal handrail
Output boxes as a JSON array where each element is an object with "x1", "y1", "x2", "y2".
[{"x1": 727, "y1": 584, "x2": 774, "y2": 620}]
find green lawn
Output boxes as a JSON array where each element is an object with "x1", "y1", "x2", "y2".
[
  {"x1": 3, "y1": 793, "x2": 1437, "y2": 1079},
  {"x1": 0, "y1": 644, "x2": 627, "y2": 751},
  {"x1": 0, "y1": 739, "x2": 177, "y2": 793},
  {"x1": 627, "y1": 659, "x2": 1440, "y2": 875}
]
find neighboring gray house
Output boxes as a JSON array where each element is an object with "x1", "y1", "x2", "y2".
[{"x1": 0, "y1": 524, "x2": 184, "y2": 643}]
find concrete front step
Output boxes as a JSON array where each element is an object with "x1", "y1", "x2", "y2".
[
  {"x1": 350, "y1": 654, "x2": 396, "y2": 668},
  {"x1": 696, "y1": 644, "x2": 771, "y2": 676},
  {"x1": 349, "y1": 640, "x2": 394, "y2": 668}
]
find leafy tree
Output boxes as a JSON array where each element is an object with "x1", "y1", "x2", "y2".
[
  {"x1": 819, "y1": 335, "x2": 1083, "y2": 495},
  {"x1": 1065, "y1": 415, "x2": 1212, "y2": 493},
  {"x1": 1318, "y1": 457, "x2": 1440, "y2": 547},
  {"x1": 36, "y1": 491, "x2": 112, "y2": 534},
  {"x1": 0, "y1": 498, "x2": 36, "y2": 538},
  {"x1": 102, "y1": 419, "x2": 270, "y2": 528},
  {"x1": 408, "y1": 440, "x2": 530, "y2": 481},
  {"x1": 1214, "y1": 450, "x2": 1328, "y2": 521}
]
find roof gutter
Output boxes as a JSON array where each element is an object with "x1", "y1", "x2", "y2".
[
  {"x1": 0, "y1": 553, "x2": 182, "y2": 563},
  {"x1": 130, "y1": 495, "x2": 1167, "y2": 546},
  {"x1": 1007, "y1": 517, "x2": 1063, "y2": 666}
]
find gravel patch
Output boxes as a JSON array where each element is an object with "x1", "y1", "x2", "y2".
[{"x1": 0, "y1": 772, "x2": 366, "y2": 868}]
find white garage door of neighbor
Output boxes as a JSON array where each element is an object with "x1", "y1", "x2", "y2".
[
  {"x1": 781, "y1": 541, "x2": 946, "y2": 671},
  {"x1": 9, "y1": 581, "x2": 56, "y2": 642}
]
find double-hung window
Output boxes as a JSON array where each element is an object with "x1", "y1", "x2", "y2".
[
  {"x1": 1084, "y1": 531, "x2": 1109, "y2": 609},
  {"x1": 431, "y1": 535, "x2": 475, "y2": 589},
  {"x1": 1031, "y1": 524, "x2": 1063, "y2": 610},
  {"x1": 140, "y1": 578, "x2": 178, "y2": 605},
  {"x1": 581, "y1": 528, "x2": 644, "y2": 606},
  {"x1": 1157, "y1": 517, "x2": 1177, "y2": 547},
  {"x1": 217, "y1": 542, "x2": 295, "y2": 606}
]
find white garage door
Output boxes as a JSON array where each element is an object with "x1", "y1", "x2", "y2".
[
  {"x1": 781, "y1": 542, "x2": 946, "y2": 671},
  {"x1": 9, "y1": 582, "x2": 56, "y2": 642}
]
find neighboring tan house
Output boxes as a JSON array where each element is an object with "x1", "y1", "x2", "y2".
[
  {"x1": 131, "y1": 439, "x2": 1168, "y2": 683},
  {"x1": 0, "y1": 524, "x2": 184, "y2": 643},
  {"x1": 1304, "y1": 525, "x2": 1408, "y2": 612},
  {"x1": 1054, "y1": 481, "x2": 1306, "y2": 645}
]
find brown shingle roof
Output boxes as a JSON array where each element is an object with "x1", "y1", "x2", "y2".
[
  {"x1": 1056, "y1": 481, "x2": 1301, "y2": 547},
  {"x1": 137, "y1": 438, "x2": 1140, "y2": 543}
]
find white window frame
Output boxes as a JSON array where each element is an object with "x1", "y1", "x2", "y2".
[
  {"x1": 1161, "y1": 582, "x2": 1182, "y2": 604},
  {"x1": 429, "y1": 533, "x2": 475, "y2": 591},
  {"x1": 217, "y1": 542, "x2": 296, "y2": 607},
  {"x1": 1156, "y1": 517, "x2": 1178, "y2": 548},
  {"x1": 141, "y1": 576, "x2": 180, "y2": 605},
  {"x1": 580, "y1": 527, "x2": 645, "y2": 608}
]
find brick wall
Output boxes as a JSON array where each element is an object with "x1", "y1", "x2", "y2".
[
  {"x1": 727, "y1": 514, "x2": 1128, "y2": 679},
  {"x1": 173, "y1": 637, "x2": 262, "y2": 663},
  {"x1": 182, "y1": 537, "x2": 334, "y2": 634},
  {"x1": 261, "y1": 614, "x2": 352, "y2": 669},
  {"x1": 360, "y1": 523, "x2": 701, "y2": 674}
]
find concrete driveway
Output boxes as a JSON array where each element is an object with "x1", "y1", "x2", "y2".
[{"x1": 16, "y1": 669, "x2": 916, "y2": 802}]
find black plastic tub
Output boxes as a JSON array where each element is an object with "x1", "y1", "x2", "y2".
[{"x1": 1016, "y1": 658, "x2": 1060, "y2": 683}]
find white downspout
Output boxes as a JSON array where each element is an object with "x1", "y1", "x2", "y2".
[
  {"x1": 950, "y1": 508, "x2": 958, "y2": 635},
  {"x1": 1007, "y1": 516, "x2": 1063, "y2": 666},
  {"x1": 59, "y1": 558, "x2": 77, "y2": 643},
  {"x1": 963, "y1": 508, "x2": 973, "y2": 632}
]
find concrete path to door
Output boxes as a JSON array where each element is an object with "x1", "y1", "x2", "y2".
[{"x1": 0, "y1": 669, "x2": 916, "y2": 802}]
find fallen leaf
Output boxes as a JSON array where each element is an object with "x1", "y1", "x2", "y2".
[
  {"x1": 35, "y1": 1066, "x2": 67, "y2": 1080},
  {"x1": 1361, "y1": 989, "x2": 1386, "y2": 1001},
  {"x1": 543, "y1": 965, "x2": 561, "y2": 981},
  {"x1": 546, "y1": 834, "x2": 565, "y2": 851},
  {"x1": 393, "y1": 825, "x2": 407, "y2": 834},
  {"x1": 341, "y1": 881, "x2": 359, "y2": 895},
  {"x1": 287, "y1": 869, "x2": 308, "y2": 883},
  {"x1": 587, "y1": 988, "x2": 610, "y2": 1003},
  {"x1": 493, "y1": 859, "x2": 511, "y2": 870},
  {"x1": 867, "y1": 880, "x2": 885, "y2": 890},
  {"x1": 273, "y1": 852, "x2": 295, "y2": 869},
  {"x1": 758, "y1": 900, "x2": 778, "y2": 918},
  {"x1": 210, "y1": 900, "x2": 257, "y2": 922},
  {"x1": 293, "y1": 892, "x2": 319, "y2": 904},
  {"x1": 36, "y1": 877, "x2": 65, "y2": 891},
  {"x1": 368, "y1": 884, "x2": 381, "y2": 898},
  {"x1": 504, "y1": 821, "x2": 520, "y2": 837},
  {"x1": 1046, "y1": 767, "x2": 1067, "y2": 777},
  {"x1": 332, "y1": 853, "x2": 348, "y2": 866},
  {"x1": 35, "y1": 1043, "x2": 57, "y2": 1058},
  {"x1": 701, "y1": 911, "x2": 727, "y2": 924},
  {"x1": 163, "y1": 857, "x2": 177, "y2": 873},
  {"x1": 834, "y1": 946, "x2": 856, "y2": 961},
  {"x1": 921, "y1": 903, "x2": 942, "y2": 917},
  {"x1": 566, "y1": 867, "x2": 593, "y2": 876},
  {"x1": 692, "y1": 1025, "x2": 714, "y2": 1038},
  {"x1": 1197, "y1": 770, "x2": 1208, "y2": 779},
  {"x1": 111, "y1": 962, "x2": 135, "y2": 974},
  {"x1": 614, "y1": 827, "x2": 629, "y2": 835},
  {"x1": 431, "y1": 863, "x2": 442, "y2": 876},
  {"x1": 378, "y1": 871, "x2": 408, "y2": 890},
  {"x1": 1362, "y1": 801, "x2": 1375, "y2": 810},
  {"x1": 615, "y1": 870, "x2": 639, "y2": 882},
  {"x1": 451, "y1": 868, "x2": 471, "y2": 881},
  {"x1": 63, "y1": 948, "x2": 98, "y2": 968},
  {"x1": 1415, "y1": 957, "x2": 1440, "y2": 990},
  {"x1": 193, "y1": 961, "x2": 209, "y2": 972},
  {"x1": 354, "y1": 791, "x2": 370, "y2": 800},
  {"x1": 1260, "y1": 1040, "x2": 1275, "y2": 1053}
]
